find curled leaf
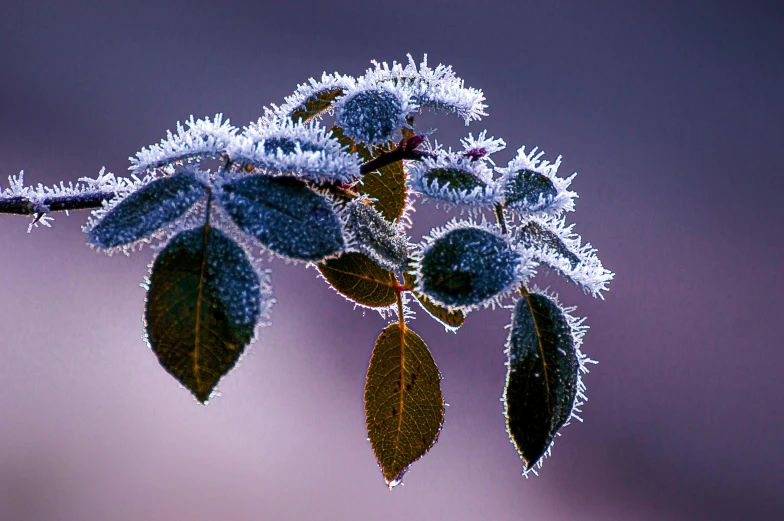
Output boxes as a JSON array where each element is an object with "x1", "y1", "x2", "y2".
[
  {"x1": 365, "y1": 323, "x2": 444, "y2": 486},
  {"x1": 145, "y1": 225, "x2": 265, "y2": 403},
  {"x1": 317, "y1": 252, "x2": 398, "y2": 308},
  {"x1": 345, "y1": 199, "x2": 408, "y2": 271},
  {"x1": 220, "y1": 175, "x2": 344, "y2": 261},
  {"x1": 504, "y1": 293, "x2": 580, "y2": 470},
  {"x1": 87, "y1": 171, "x2": 206, "y2": 250}
]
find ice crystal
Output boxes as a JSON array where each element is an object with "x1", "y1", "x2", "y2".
[
  {"x1": 334, "y1": 80, "x2": 416, "y2": 146},
  {"x1": 413, "y1": 220, "x2": 534, "y2": 310},
  {"x1": 363, "y1": 54, "x2": 487, "y2": 124},
  {"x1": 228, "y1": 118, "x2": 361, "y2": 183},
  {"x1": 129, "y1": 114, "x2": 237, "y2": 174},
  {"x1": 344, "y1": 198, "x2": 409, "y2": 271},
  {"x1": 514, "y1": 217, "x2": 614, "y2": 298},
  {"x1": 498, "y1": 146, "x2": 577, "y2": 218}
]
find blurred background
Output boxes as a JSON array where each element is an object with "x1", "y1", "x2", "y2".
[{"x1": 1, "y1": 1, "x2": 782, "y2": 519}]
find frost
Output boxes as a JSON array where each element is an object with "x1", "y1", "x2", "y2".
[
  {"x1": 129, "y1": 114, "x2": 237, "y2": 174},
  {"x1": 344, "y1": 198, "x2": 409, "y2": 271},
  {"x1": 363, "y1": 54, "x2": 487, "y2": 124},
  {"x1": 1, "y1": 168, "x2": 138, "y2": 232},
  {"x1": 498, "y1": 146, "x2": 577, "y2": 218},
  {"x1": 86, "y1": 169, "x2": 208, "y2": 252},
  {"x1": 228, "y1": 118, "x2": 361, "y2": 183},
  {"x1": 334, "y1": 80, "x2": 417, "y2": 146},
  {"x1": 513, "y1": 217, "x2": 614, "y2": 298},
  {"x1": 413, "y1": 219, "x2": 535, "y2": 310}
]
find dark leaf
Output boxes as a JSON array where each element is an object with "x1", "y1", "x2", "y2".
[
  {"x1": 419, "y1": 225, "x2": 519, "y2": 308},
  {"x1": 317, "y1": 252, "x2": 397, "y2": 308},
  {"x1": 504, "y1": 293, "x2": 579, "y2": 470},
  {"x1": 289, "y1": 88, "x2": 346, "y2": 123},
  {"x1": 403, "y1": 273, "x2": 464, "y2": 331},
  {"x1": 221, "y1": 174, "x2": 344, "y2": 261},
  {"x1": 88, "y1": 171, "x2": 206, "y2": 249},
  {"x1": 145, "y1": 225, "x2": 263, "y2": 403},
  {"x1": 365, "y1": 322, "x2": 444, "y2": 486}
]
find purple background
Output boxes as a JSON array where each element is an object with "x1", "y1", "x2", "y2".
[{"x1": 1, "y1": 1, "x2": 782, "y2": 519}]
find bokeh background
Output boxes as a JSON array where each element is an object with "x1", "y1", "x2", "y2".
[{"x1": 1, "y1": 1, "x2": 782, "y2": 519}]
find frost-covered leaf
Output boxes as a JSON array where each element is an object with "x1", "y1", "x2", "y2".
[
  {"x1": 290, "y1": 88, "x2": 346, "y2": 123},
  {"x1": 504, "y1": 293, "x2": 583, "y2": 470},
  {"x1": 334, "y1": 82, "x2": 415, "y2": 146},
  {"x1": 403, "y1": 273, "x2": 464, "y2": 332},
  {"x1": 229, "y1": 119, "x2": 361, "y2": 184},
  {"x1": 362, "y1": 54, "x2": 487, "y2": 123},
  {"x1": 130, "y1": 114, "x2": 236, "y2": 174},
  {"x1": 499, "y1": 146, "x2": 577, "y2": 218},
  {"x1": 145, "y1": 226, "x2": 265, "y2": 403},
  {"x1": 415, "y1": 222, "x2": 529, "y2": 310},
  {"x1": 87, "y1": 171, "x2": 206, "y2": 250},
  {"x1": 345, "y1": 199, "x2": 408, "y2": 271},
  {"x1": 365, "y1": 322, "x2": 444, "y2": 486},
  {"x1": 220, "y1": 174, "x2": 344, "y2": 262},
  {"x1": 408, "y1": 150, "x2": 498, "y2": 210},
  {"x1": 265, "y1": 72, "x2": 354, "y2": 122},
  {"x1": 318, "y1": 252, "x2": 397, "y2": 308},
  {"x1": 515, "y1": 218, "x2": 614, "y2": 298}
]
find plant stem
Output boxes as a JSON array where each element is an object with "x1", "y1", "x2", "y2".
[{"x1": 0, "y1": 191, "x2": 114, "y2": 216}]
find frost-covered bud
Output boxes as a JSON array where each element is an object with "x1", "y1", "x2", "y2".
[
  {"x1": 345, "y1": 198, "x2": 409, "y2": 271},
  {"x1": 414, "y1": 221, "x2": 533, "y2": 309},
  {"x1": 334, "y1": 83, "x2": 415, "y2": 145},
  {"x1": 228, "y1": 118, "x2": 361, "y2": 184},
  {"x1": 498, "y1": 146, "x2": 577, "y2": 218},
  {"x1": 408, "y1": 150, "x2": 500, "y2": 211}
]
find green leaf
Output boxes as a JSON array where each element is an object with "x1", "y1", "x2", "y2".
[
  {"x1": 403, "y1": 273, "x2": 465, "y2": 331},
  {"x1": 317, "y1": 252, "x2": 397, "y2": 308},
  {"x1": 88, "y1": 171, "x2": 206, "y2": 250},
  {"x1": 330, "y1": 126, "x2": 408, "y2": 222},
  {"x1": 220, "y1": 174, "x2": 344, "y2": 261},
  {"x1": 424, "y1": 168, "x2": 487, "y2": 192},
  {"x1": 365, "y1": 322, "x2": 444, "y2": 486},
  {"x1": 289, "y1": 88, "x2": 346, "y2": 123},
  {"x1": 504, "y1": 293, "x2": 579, "y2": 470},
  {"x1": 145, "y1": 225, "x2": 263, "y2": 403}
]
